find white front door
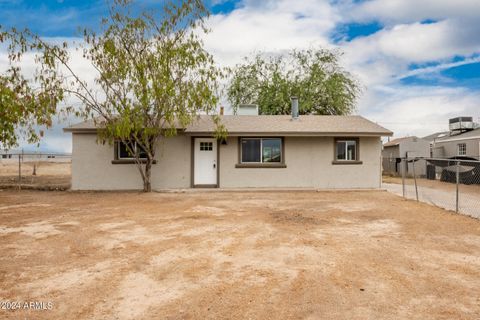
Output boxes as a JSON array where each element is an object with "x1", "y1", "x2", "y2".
[{"x1": 194, "y1": 138, "x2": 217, "y2": 186}]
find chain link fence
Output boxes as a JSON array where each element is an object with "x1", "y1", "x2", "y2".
[
  {"x1": 383, "y1": 157, "x2": 480, "y2": 219},
  {"x1": 0, "y1": 152, "x2": 71, "y2": 190}
]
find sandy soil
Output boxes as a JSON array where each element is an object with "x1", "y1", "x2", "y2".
[
  {"x1": 0, "y1": 190, "x2": 479, "y2": 319},
  {"x1": 0, "y1": 162, "x2": 70, "y2": 190},
  {"x1": 383, "y1": 175, "x2": 480, "y2": 195}
]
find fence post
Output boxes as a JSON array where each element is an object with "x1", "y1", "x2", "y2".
[
  {"x1": 18, "y1": 153, "x2": 22, "y2": 190},
  {"x1": 455, "y1": 161, "x2": 460, "y2": 213},
  {"x1": 413, "y1": 159, "x2": 419, "y2": 201},
  {"x1": 402, "y1": 158, "x2": 406, "y2": 198}
]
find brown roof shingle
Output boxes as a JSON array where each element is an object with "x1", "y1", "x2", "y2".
[{"x1": 64, "y1": 115, "x2": 392, "y2": 136}]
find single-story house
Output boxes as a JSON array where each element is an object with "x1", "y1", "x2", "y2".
[
  {"x1": 382, "y1": 136, "x2": 430, "y2": 177},
  {"x1": 64, "y1": 110, "x2": 392, "y2": 190},
  {"x1": 421, "y1": 117, "x2": 479, "y2": 160},
  {"x1": 430, "y1": 129, "x2": 480, "y2": 160}
]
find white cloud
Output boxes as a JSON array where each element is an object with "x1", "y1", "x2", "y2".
[
  {"x1": 2, "y1": 0, "x2": 480, "y2": 152},
  {"x1": 360, "y1": 86, "x2": 480, "y2": 138},
  {"x1": 347, "y1": 19, "x2": 480, "y2": 63},
  {"x1": 347, "y1": 0, "x2": 480, "y2": 24},
  {"x1": 203, "y1": 0, "x2": 338, "y2": 66},
  {"x1": 339, "y1": 20, "x2": 480, "y2": 90}
]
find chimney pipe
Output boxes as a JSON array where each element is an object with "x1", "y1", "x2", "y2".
[
  {"x1": 220, "y1": 106, "x2": 224, "y2": 115},
  {"x1": 291, "y1": 96, "x2": 299, "y2": 120}
]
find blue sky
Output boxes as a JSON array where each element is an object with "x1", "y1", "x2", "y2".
[
  {"x1": 1, "y1": 0, "x2": 480, "y2": 152},
  {"x1": 0, "y1": 0, "x2": 240, "y2": 36}
]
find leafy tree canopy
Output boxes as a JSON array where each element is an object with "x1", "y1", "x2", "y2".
[
  {"x1": 0, "y1": 0, "x2": 225, "y2": 191},
  {"x1": 227, "y1": 48, "x2": 361, "y2": 115},
  {"x1": 0, "y1": 34, "x2": 64, "y2": 149}
]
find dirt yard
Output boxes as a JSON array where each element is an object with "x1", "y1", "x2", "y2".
[
  {"x1": 383, "y1": 175, "x2": 480, "y2": 195},
  {"x1": 0, "y1": 161, "x2": 70, "y2": 190},
  {"x1": 0, "y1": 190, "x2": 479, "y2": 320}
]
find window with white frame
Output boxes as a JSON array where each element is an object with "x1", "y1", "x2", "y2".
[
  {"x1": 335, "y1": 139, "x2": 358, "y2": 161},
  {"x1": 117, "y1": 140, "x2": 147, "y2": 159},
  {"x1": 458, "y1": 143, "x2": 466, "y2": 156},
  {"x1": 241, "y1": 138, "x2": 282, "y2": 163}
]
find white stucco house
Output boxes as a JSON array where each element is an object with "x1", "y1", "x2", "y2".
[{"x1": 64, "y1": 108, "x2": 392, "y2": 190}]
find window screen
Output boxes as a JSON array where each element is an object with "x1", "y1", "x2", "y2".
[
  {"x1": 241, "y1": 139, "x2": 261, "y2": 162},
  {"x1": 336, "y1": 141, "x2": 346, "y2": 160}
]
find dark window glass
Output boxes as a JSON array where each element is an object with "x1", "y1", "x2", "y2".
[
  {"x1": 118, "y1": 141, "x2": 135, "y2": 159},
  {"x1": 241, "y1": 139, "x2": 261, "y2": 162},
  {"x1": 346, "y1": 141, "x2": 356, "y2": 160},
  {"x1": 336, "y1": 140, "x2": 357, "y2": 161},
  {"x1": 200, "y1": 142, "x2": 213, "y2": 151},
  {"x1": 262, "y1": 139, "x2": 281, "y2": 162},
  {"x1": 118, "y1": 141, "x2": 147, "y2": 159},
  {"x1": 336, "y1": 141, "x2": 346, "y2": 160},
  {"x1": 137, "y1": 143, "x2": 147, "y2": 158}
]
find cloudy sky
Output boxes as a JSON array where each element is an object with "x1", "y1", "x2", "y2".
[{"x1": 1, "y1": 0, "x2": 480, "y2": 152}]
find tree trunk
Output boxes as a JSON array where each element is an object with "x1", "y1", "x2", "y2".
[{"x1": 143, "y1": 158, "x2": 152, "y2": 192}]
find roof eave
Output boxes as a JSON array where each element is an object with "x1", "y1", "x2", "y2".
[
  {"x1": 63, "y1": 128, "x2": 97, "y2": 133},
  {"x1": 185, "y1": 131, "x2": 393, "y2": 137},
  {"x1": 63, "y1": 127, "x2": 188, "y2": 133}
]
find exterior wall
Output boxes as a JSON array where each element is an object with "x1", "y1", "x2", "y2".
[
  {"x1": 382, "y1": 145, "x2": 400, "y2": 175},
  {"x1": 398, "y1": 138, "x2": 430, "y2": 159},
  {"x1": 382, "y1": 138, "x2": 430, "y2": 177},
  {"x1": 432, "y1": 146, "x2": 445, "y2": 158},
  {"x1": 433, "y1": 139, "x2": 480, "y2": 160},
  {"x1": 218, "y1": 136, "x2": 382, "y2": 189},
  {"x1": 382, "y1": 145, "x2": 400, "y2": 158},
  {"x1": 399, "y1": 138, "x2": 430, "y2": 177},
  {"x1": 72, "y1": 134, "x2": 383, "y2": 190},
  {"x1": 71, "y1": 133, "x2": 190, "y2": 190}
]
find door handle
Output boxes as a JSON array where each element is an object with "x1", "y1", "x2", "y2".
[{"x1": 213, "y1": 163, "x2": 216, "y2": 169}]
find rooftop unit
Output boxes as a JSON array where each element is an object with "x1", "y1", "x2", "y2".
[{"x1": 449, "y1": 116, "x2": 474, "y2": 134}]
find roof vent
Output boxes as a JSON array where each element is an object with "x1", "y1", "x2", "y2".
[
  {"x1": 291, "y1": 96, "x2": 299, "y2": 120},
  {"x1": 236, "y1": 104, "x2": 258, "y2": 115}
]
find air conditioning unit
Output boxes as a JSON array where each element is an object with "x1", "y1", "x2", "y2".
[{"x1": 449, "y1": 116, "x2": 474, "y2": 133}]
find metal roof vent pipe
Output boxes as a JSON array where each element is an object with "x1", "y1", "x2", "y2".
[{"x1": 291, "y1": 96, "x2": 299, "y2": 120}]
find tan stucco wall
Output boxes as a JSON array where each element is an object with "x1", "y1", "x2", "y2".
[
  {"x1": 71, "y1": 133, "x2": 190, "y2": 190},
  {"x1": 71, "y1": 134, "x2": 382, "y2": 190},
  {"x1": 219, "y1": 136, "x2": 382, "y2": 189}
]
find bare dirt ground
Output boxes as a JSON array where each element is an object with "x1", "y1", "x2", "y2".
[
  {"x1": 383, "y1": 175, "x2": 480, "y2": 218},
  {"x1": 0, "y1": 190, "x2": 479, "y2": 320},
  {"x1": 0, "y1": 161, "x2": 70, "y2": 190},
  {"x1": 383, "y1": 175, "x2": 480, "y2": 195}
]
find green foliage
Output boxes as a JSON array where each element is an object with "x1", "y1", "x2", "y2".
[
  {"x1": 0, "y1": 30, "x2": 65, "y2": 149},
  {"x1": 0, "y1": 0, "x2": 223, "y2": 191},
  {"x1": 227, "y1": 48, "x2": 360, "y2": 115}
]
